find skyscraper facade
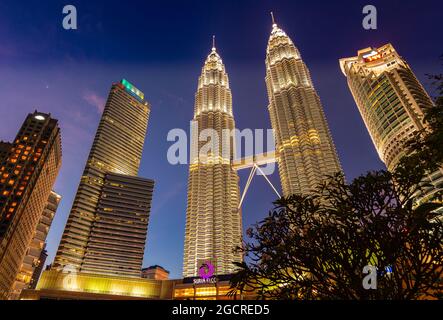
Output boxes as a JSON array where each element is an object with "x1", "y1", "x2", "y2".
[
  {"x1": 183, "y1": 44, "x2": 242, "y2": 278},
  {"x1": 265, "y1": 21, "x2": 342, "y2": 197},
  {"x1": 28, "y1": 247, "x2": 48, "y2": 290},
  {"x1": 0, "y1": 112, "x2": 62, "y2": 299},
  {"x1": 54, "y1": 79, "x2": 153, "y2": 277},
  {"x1": 11, "y1": 190, "x2": 61, "y2": 298},
  {"x1": 82, "y1": 173, "x2": 154, "y2": 277},
  {"x1": 339, "y1": 44, "x2": 443, "y2": 206},
  {"x1": 0, "y1": 142, "x2": 12, "y2": 162}
]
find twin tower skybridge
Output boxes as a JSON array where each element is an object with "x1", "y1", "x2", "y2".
[{"x1": 232, "y1": 150, "x2": 280, "y2": 210}]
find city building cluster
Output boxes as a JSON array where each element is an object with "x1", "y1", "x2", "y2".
[{"x1": 0, "y1": 18, "x2": 441, "y2": 300}]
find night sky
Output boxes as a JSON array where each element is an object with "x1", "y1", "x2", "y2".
[{"x1": 0, "y1": 0, "x2": 442, "y2": 279}]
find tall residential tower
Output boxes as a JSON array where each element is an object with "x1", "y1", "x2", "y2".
[
  {"x1": 0, "y1": 112, "x2": 62, "y2": 299},
  {"x1": 183, "y1": 42, "x2": 242, "y2": 278},
  {"x1": 340, "y1": 44, "x2": 443, "y2": 206},
  {"x1": 265, "y1": 19, "x2": 342, "y2": 196},
  {"x1": 54, "y1": 80, "x2": 154, "y2": 278},
  {"x1": 11, "y1": 190, "x2": 61, "y2": 298}
]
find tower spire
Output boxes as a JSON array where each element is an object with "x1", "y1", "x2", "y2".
[
  {"x1": 270, "y1": 11, "x2": 276, "y2": 26},
  {"x1": 212, "y1": 35, "x2": 216, "y2": 51}
]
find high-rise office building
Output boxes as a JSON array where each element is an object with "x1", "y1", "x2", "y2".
[
  {"x1": 82, "y1": 172, "x2": 154, "y2": 277},
  {"x1": 54, "y1": 79, "x2": 153, "y2": 277},
  {"x1": 340, "y1": 43, "x2": 443, "y2": 206},
  {"x1": 0, "y1": 112, "x2": 62, "y2": 299},
  {"x1": 11, "y1": 190, "x2": 61, "y2": 298},
  {"x1": 265, "y1": 19, "x2": 342, "y2": 197},
  {"x1": 183, "y1": 42, "x2": 242, "y2": 278}
]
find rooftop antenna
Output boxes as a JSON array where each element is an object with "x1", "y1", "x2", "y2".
[
  {"x1": 212, "y1": 35, "x2": 216, "y2": 51},
  {"x1": 270, "y1": 11, "x2": 276, "y2": 26}
]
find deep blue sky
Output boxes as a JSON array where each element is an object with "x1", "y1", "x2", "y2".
[{"x1": 0, "y1": 0, "x2": 442, "y2": 279}]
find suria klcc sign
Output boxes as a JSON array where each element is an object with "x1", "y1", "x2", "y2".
[{"x1": 193, "y1": 261, "x2": 217, "y2": 284}]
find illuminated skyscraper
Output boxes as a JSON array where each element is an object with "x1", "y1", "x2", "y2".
[
  {"x1": 340, "y1": 43, "x2": 443, "y2": 206},
  {"x1": 183, "y1": 41, "x2": 242, "y2": 278},
  {"x1": 265, "y1": 18, "x2": 342, "y2": 196},
  {"x1": 54, "y1": 80, "x2": 154, "y2": 277},
  {"x1": 0, "y1": 112, "x2": 62, "y2": 299},
  {"x1": 11, "y1": 190, "x2": 61, "y2": 298}
]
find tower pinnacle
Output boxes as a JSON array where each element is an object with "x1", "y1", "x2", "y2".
[
  {"x1": 270, "y1": 11, "x2": 276, "y2": 27},
  {"x1": 212, "y1": 35, "x2": 216, "y2": 51}
]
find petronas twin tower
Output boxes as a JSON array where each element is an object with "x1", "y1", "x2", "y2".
[
  {"x1": 183, "y1": 19, "x2": 342, "y2": 277},
  {"x1": 183, "y1": 43, "x2": 243, "y2": 278},
  {"x1": 266, "y1": 22, "x2": 342, "y2": 196}
]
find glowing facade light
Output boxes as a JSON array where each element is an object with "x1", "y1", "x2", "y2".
[{"x1": 121, "y1": 79, "x2": 145, "y2": 101}]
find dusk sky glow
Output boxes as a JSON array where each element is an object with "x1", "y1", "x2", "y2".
[{"x1": 0, "y1": 0, "x2": 442, "y2": 279}]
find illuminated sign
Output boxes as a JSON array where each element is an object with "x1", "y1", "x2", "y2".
[
  {"x1": 192, "y1": 260, "x2": 216, "y2": 284},
  {"x1": 362, "y1": 50, "x2": 382, "y2": 62},
  {"x1": 193, "y1": 277, "x2": 217, "y2": 285},
  {"x1": 121, "y1": 79, "x2": 144, "y2": 101}
]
